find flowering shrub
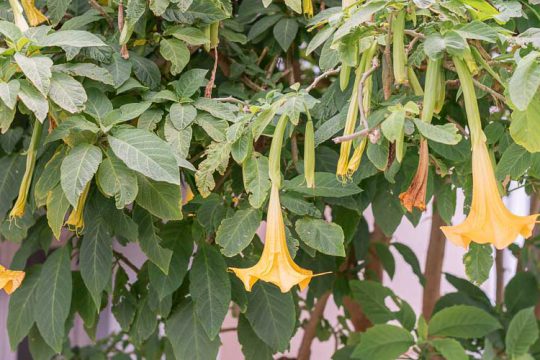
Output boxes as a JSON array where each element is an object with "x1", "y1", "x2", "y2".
[{"x1": 2, "y1": 0, "x2": 540, "y2": 358}]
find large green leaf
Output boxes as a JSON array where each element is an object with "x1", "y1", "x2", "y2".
[
  {"x1": 0, "y1": 79, "x2": 20, "y2": 110},
  {"x1": 166, "y1": 300, "x2": 221, "y2": 360},
  {"x1": 245, "y1": 282, "x2": 295, "y2": 352},
  {"x1": 295, "y1": 217, "x2": 345, "y2": 256},
  {"x1": 135, "y1": 175, "x2": 182, "y2": 220},
  {"x1": 41, "y1": 30, "x2": 108, "y2": 48},
  {"x1": 189, "y1": 244, "x2": 231, "y2": 339},
  {"x1": 97, "y1": 154, "x2": 138, "y2": 209},
  {"x1": 48, "y1": 72, "x2": 87, "y2": 113},
  {"x1": 160, "y1": 38, "x2": 190, "y2": 75},
  {"x1": 430, "y1": 338, "x2": 468, "y2": 360},
  {"x1": 350, "y1": 280, "x2": 395, "y2": 324},
  {"x1": 273, "y1": 18, "x2": 298, "y2": 51},
  {"x1": 0, "y1": 155, "x2": 25, "y2": 221},
  {"x1": 506, "y1": 307, "x2": 539, "y2": 357},
  {"x1": 243, "y1": 153, "x2": 271, "y2": 209},
  {"x1": 18, "y1": 80, "x2": 48, "y2": 122},
  {"x1": 509, "y1": 52, "x2": 540, "y2": 111},
  {"x1": 505, "y1": 272, "x2": 540, "y2": 314},
  {"x1": 463, "y1": 243, "x2": 493, "y2": 285},
  {"x1": 35, "y1": 245, "x2": 72, "y2": 352},
  {"x1": 60, "y1": 143, "x2": 102, "y2": 207},
  {"x1": 133, "y1": 207, "x2": 173, "y2": 274},
  {"x1": 7, "y1": 265, "x2": 42, "y2": 350},
  {"x1": 46, "y1": 185, "x2": 70, "y2": 240},
  {"x1": 108, "y1": 127, "x2": 180, "y2": 185},
  {"x1": 510, "y1": 95, "x2": 540, "y2": 153},
  {"x1": 169, "y1": 103, "x2": 197, "y2": 129},
  {"x1": 413, "y1": 119, "x2": 462, "y2": 145},
  {"x1": 428, "y1": 305, "x2": 501, "y2": 339},
  {"x1": 237, "y1": 315, "x2": 273, "y2": 360},
  {"x1": 284, "y1": 172, "x2": 362, "y2": 197},
  {"x1": 352, "y1": 324, "x2": 414, "y2": 360},
  {"x1": 14, "y1": 53, "x2": 53, "y2": 97},
  {"x1": 215, "y1": 208, "x2": 261, "y2": 257}
]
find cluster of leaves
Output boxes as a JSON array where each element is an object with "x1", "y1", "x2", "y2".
[{"x1": 1, "y1": 0, "x2": 540, "y2": 359}]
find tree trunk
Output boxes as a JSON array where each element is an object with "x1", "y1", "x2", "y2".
[
  {"x1": 422, "y1": 203, "x2": 446, "y2": 320},
  {"x1": 297, "y1": 292, "x2": 331, "y2": 360}
]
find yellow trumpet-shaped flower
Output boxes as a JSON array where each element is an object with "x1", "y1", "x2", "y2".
[
  {"x1": 20, "y1": 0, "x2": 48, "y2": 26},
  {"x1": 441, "y1": 57, "x2": 538, "y2": 250},
  {"x1": 0, "y1": 265, "x2": 25, "y2": 295},
  {"x1": 303, "y1": 0, "x2": 314, "y2": 17},
  {"x1": 66, "y1": 182, "x2": 91, "y2": 234},
  {"x1": 230, "y1": 185, "x2": 314, "y2": 292},
  {"x1": 399, "y1": 138, "x2": 428, "y2": 212},
  {"x1": 441, "y1": 141, "x2": 538, "y2": 250}
]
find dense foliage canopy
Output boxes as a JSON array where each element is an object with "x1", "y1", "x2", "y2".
[{"x1": 2, "y1": 0, "x2": 540, "y2": 358}]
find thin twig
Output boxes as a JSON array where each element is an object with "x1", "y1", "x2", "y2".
[
  {"x1": 333, "y1": 127, "x2": 371, "y2": 144},
  {"x1": 113, "y1": 250, "x2": 139, "y2": 273},
  {"x1": 357, "y1": 58, "x2": 380, "y2": 129},
  {"x1": 404, "y1": 29, "x2": 425, "y2": 40},
  {"x1": 205, "y1": 48, "x2": 219, "y2": 98},
  {"x1": 305, "y1": 67, "x2": 341, "y2": 92},
  {"x1": 213, "y1": 96, "x2": 247, "y2": 105},
  {"x1": 89, "y1": 0, "x2": 114, "y2": 28}
]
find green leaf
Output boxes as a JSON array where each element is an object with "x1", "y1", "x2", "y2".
[
  {"x1": 505, "y1": 272, "x2": 540, "y2": 314},
  {"x1": 196, "y1": 113, "x2": 228, "y2": 142},
  {"x1": 35, "y1": 245, "x2": 72, "y2": 352},
  {"x1": 509, "y1": 52, "x2": 540, "y2": 111},
  {"x1": 0, "y1": 80, "x2": 20, "y2": 109},
  {"x1": 166, "y1": 26, "x2": 210, "y2": 45},
  {"x1": 245, "y1": 282, "x2": 295, "y2": 352},
  {"x1": 170, "y1": 103, "x2": 197, "y2": 129},
  {"x1": 284, "y1": 172, "x2": 362, "y2": 198},
  {"x1": 84, "y1": 88, "x2": 112, "y2": 123},
  {"x1": 506, "y1": 307, "x2": 539, "y2": 357},
  {"x1": 160, "y1": 38, "x2": 190, "y2": 75},
  {"x1": 455, "y1": 21, "x2": 498, "y2": 42},
  {"x1": 351, "y1": 324, "x2": 414, "y2": 360},
  {"x1": 0, "y1": 155, "x2": 25, "y2": 221},
  {"x1": 495, "y1": 143, "x2": 531, "y2": 180},
  {"x1": 18, "y1": 80, "x2": 49, "y2": 122},
  {"x1": 216, "y1": 207, "x2": 262, "y2": 256},
  {"x1": 166, "y1": 300, "x2": 221, "y2": 360},
  {"x1": 14, "y1": 53, "x2": 53, "y2": 97},
  {"x1": 413, "y1": 119, "x2": 462, "y2": 145},
  {"x1": 295, "y1": 217, "x2": 345, "y2": 256},
  {"x1": 430, "y1": 338, "x2": 468, "y2": 360},
  {"x1": 105, "y1": 53, "x2": 132, "y2": 88},
  {"x1": 7, "y1": 265, "x2": 41, "y2": 350},
  {"x1": 97, "y1": 154, "x2": 138, "y2": 209},
  {"x1": 248, "y1": 14, "x2": 283, "y2": 40},
  {"x1": 0, "y1": 20, "x2": 22, "y2": 42},
  {"x1": 350, "y1": 280, "x2": 395, "y2": 324},
  {"x1": 41, "y1": 30, "x2": 108, "y2": 48},
  {"x1": 428, "y1": 305, "x2": 501, "y2": 339},
  {"x1": 392, "y1": 243, "x2": 426, "y2": 286},
  {"x1": 463, "y1": 243, "x2": 493, "y2": 285},
  {"x1": 173, "y1": 68, "x2": 208, "y2": 98},
  {"x1": 238, "y1": 315, "x2": 273, "y2": 360},
  {"x1": 135, "y1": 174, "x2": 182, "y2": 220},
  {"x1": 164, "y1": 117, "x2": 193, "y2": 164},
  {"x1": 80, "y1": 199, "x2": 113, "y2": 310},
  {"x1": 108, "y1": 127, "x2": 180, "y2": 185},
  {"x1": 130, "y1": 52, "x2": 161, "y2": 90},
  {"x1": 243, "y1": 153, "x2": 271, "y2": 209},
  {"x1": 510, "y1": 95, "x2": 540, "y2": 153},
  {"x1": 273, "y1": 18, "x2": 298, "y2": 51},
  {"x1": 0, "y1": 102, "x2": 15, "y2": 134},
  {"x1": 60, "y1": 143, "x2": 102, "y2": 207},
  {"x1": 48, "y1": 72, "x2": 87, "y2": 113},
  {"x1": 53, "y1": 63, "x2": 114, "y2": 86},
  {"x1": 189, "y1": 244, "x2": 231, "y2": 339},
  {"x1": 46, "y1": 185, "x2": 70, "y2": 240},
  {"x1": 196, "y1": 141, "x2": 231, "y2": 198},
  {"x1": 194, "y1": 97, "x2": 236, "y2": 122},
  {"x1": 133, "y1": 207, "x2": 173, "y2": 274},
  {"x1": 424, "y1": 31, "x2": 467, "y2": 59},
  {"x1": 47, "y1": 0, "x2": 73, "y2": 23},
  {"x1": 281, "y1": 192, "x2": 321, "y2": 217},
  {"x1": 306, "y1": 25, "x2": 334, "y2": 55}
]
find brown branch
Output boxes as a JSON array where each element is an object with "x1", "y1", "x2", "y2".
[
  {"x1": 297, "y1": 292, "x2": 331, "y2": 360},
  {"x1": 383, "y1": 14, "x2": 394, "y2": 100},
  {"x1": 306, "y1": 67, "x2": 341, "y2": 92},
  {"x1": 422, "y1": 203, "x2": 446, "y2": 320},
  {"x1": 89, "y1": 0, "x2": 113, "y2": 28},
  {"x1": 495, "y1": 249, "x2": 504, "y2": 305},
  {"x1": 205, "y1": 48, "x2": 219, "y2": 98},
  {"x1": 443, "y1": 63, "x2": 506, "y2": 103},
  {"x1": 332, "y1": 127, "x2": 371, "y2": 144},
  {"x1": 113, "y1": 250, "x2": 139, "y2": 273}
]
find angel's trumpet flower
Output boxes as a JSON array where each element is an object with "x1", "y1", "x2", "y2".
[
  {"x1": 303, "y1": 0, "x2": 314, "y2": 17},
  {"x1": 230, "y1": 115, "x2": 315, "y2": 292},
  {"x1": 65, "y1": 182, "x2": 91, "y2": 233},
  {"x1": 20, "y1": 0, "x2": 47, "y2": 26},
  {"x1": 400, "y1": 58, "x2": 440, "y2": 212},
  {"x1": 0, "y1": 265, "x2": 25, "y2": 295},
  {"x1": 440, "y1": 58, "x2": 538, "y2": 250},
  {"x1": 10, "y1": 121, "x2": 42, "y2": 219}
]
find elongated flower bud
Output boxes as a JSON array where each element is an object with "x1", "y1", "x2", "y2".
[
  {"x1": 9, "y1": 121, "x2": 42, "y2": 219},
  {"x1": 7, "y1": 0, "x2": 29, "y2": 31},
  {"x1": 268, "y1": 114, "x2": 288, "y2": 188},
  {"x1": 340, "y1": 65, "x2": 351, "y2": 91},
  {"x1": 336, "y1": 69, "x2": 360, "y2": 179},
  {"x1": 304, "y1": 119, "x2": 315, "y2": 188},
  {"x1": 392, "y1": 9, "x2": 408, "y2": 85},
  {"x1": 346, "y1": 137, "x2": 368, "y2": 175},
  {"x1": 303, "y1": 0, "x2": 314, "y2": 17},
  {"x1": 407, "y1": 67, "x2": 423, "y2": 96},
  {"x1": 421, "y1": 58, "x2": 442, "y2": 123},
  {"x1": 66, "y1": 182, "x2": 91, "y2": 233},
  {"x1": 209, "y1": 21, "x2": 220, "y2": 49},
  {"x1": 434, "y1": 63, "x2": 445, "y2": 114}
]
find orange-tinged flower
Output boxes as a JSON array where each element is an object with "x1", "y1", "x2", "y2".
[
  {"x1": 230, "y1": 185, "x2": 314, "y2": 293},
  {"x1": 20, "y1": 0, "x2": 48, "y2": 26},
  {"x1": 441, "y1": 141, "x2": 538, "y2": 250},
  {"x1": 0, "y1": 265, "x2": 25, "y2": 295},
  {"x1": 399, "y1": 138, "x2": 428, "y2": 212}
]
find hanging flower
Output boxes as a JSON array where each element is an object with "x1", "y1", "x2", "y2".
[
  {"x1": 20, "y1": 0, "x2": 48, "y2": 26},
  {"x1": 303, "y1": 0, "x2": 314, "y2": 18},
  {"x1": 441, "y1": 140, "x2": 537, "y2": 249},
  {"x1": 230, "y1": 185, "x2": 314, "y2": 292},
  {"x1": 441, "y1": 57, "x2": 539, "y2": 250},
  {"x1": 65, "y1": 182, "x2": 91, "y2": 234},
  {"x1": 0, "y1": 265, "x2": 25, "y2": 295},
  {"x1": 399, "y1": 138, "x2": 429, "y2": 212}
]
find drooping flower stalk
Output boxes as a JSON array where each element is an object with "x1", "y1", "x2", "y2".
[
  {"x1": 230, "y1": 115, "x2": 315, "y2": 292},
  {"x1": 66, "y1": 181, "x2": 91, "y2": 233},
  {"x1": 9, "y1": 121, "x2": 43, "y2": 219},
  {"x1": 0, "y1": 265, "x2": 25, "y2": 295},
  {"x1": 392, "y1": 9, "x2": 408, "y2": 85},
  {"x1": 440, "y1": 57, "x2": 538, "y2": 249},
  {"x1": 399, "y1": 58, "x2": 441, "y2": 212}
]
